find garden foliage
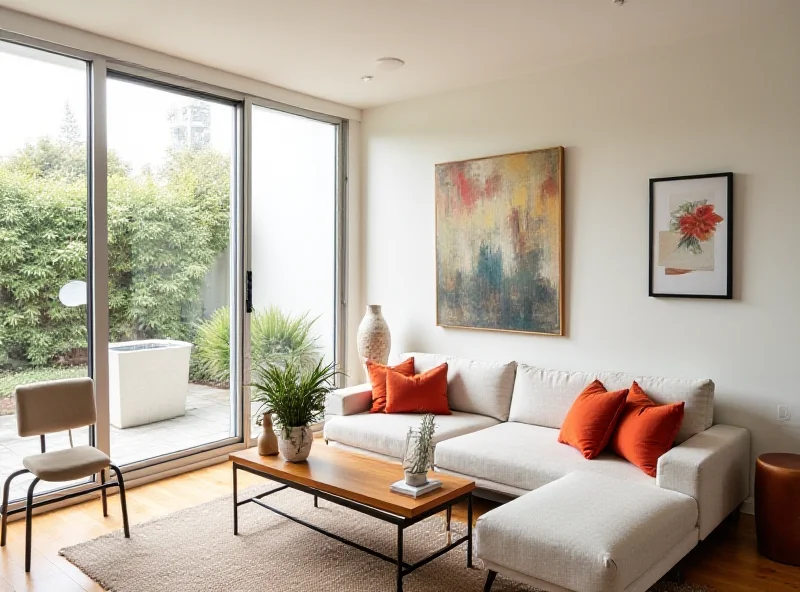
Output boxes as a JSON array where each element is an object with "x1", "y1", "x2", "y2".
[{"x1": 0, "y1": 135, "x2": 230, "y2": 366}]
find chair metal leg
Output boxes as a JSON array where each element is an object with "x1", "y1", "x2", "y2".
[
  {"x1": 1, "y1": 469, "x2": 29, "y2": 547},
  {"x1": 109, "y1": 465, "x2": 130, "y2": 538},
  {"x1": 100, "y1": 469, "x2": 108, "y2": 517},
  {"x1": 484, "y1": 570, "x2": 497, "y2": 591},
  {"x1": 24, "y1": 478, "x2": 39, "y2": 572}
]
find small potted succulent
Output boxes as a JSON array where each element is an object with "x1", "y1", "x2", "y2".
[
  {"x1": 250, "y1": 359, "x2": 342, "y2": 462},
  {"x1": 402, "y1": 414, "x2": 437, "y2": 486}
]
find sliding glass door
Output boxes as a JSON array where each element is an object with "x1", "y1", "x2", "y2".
[
  {"x1": 0, "y1": 30, "x2": 348, "y2": 503},
  {"x1": 0, "y1": 41, "x2": 92, "y2": 499},
  {"x1": 105, "y1": 75, "x2": 240, "y2": 467},
  {"x1": 248, "y1": 104, "x2": 343, "y2": 438}
]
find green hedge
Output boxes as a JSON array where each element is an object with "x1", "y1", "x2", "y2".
[{"x1": 0, "y1": 139, "x2": 230, "y2": 366}]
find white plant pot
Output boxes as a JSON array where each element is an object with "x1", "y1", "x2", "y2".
[
  {"x1": 404, "y1": 470, "x2": 429, "y2": 487},
  {"x1": 278, "y1": 426, "x2": 314, "y2": 462},
  {"x1": 108, "y1": 339, "x2": 192, "y2": 428}
]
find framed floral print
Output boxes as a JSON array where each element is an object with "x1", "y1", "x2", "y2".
[{"x1": 649, "y1": 172, "x2": 733, "y2": 298}]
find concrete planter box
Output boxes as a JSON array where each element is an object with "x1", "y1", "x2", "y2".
[{"x1": 109, "y1": 339, "x2": 193, "y2": 428}]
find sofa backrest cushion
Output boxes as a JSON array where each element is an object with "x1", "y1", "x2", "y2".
[
  {"x1": 509, "y1": 364, "x2": 715, "y2": 444},
  {"x1": 401, "y1": 353, "x2": 517, "y2": 421},
  {"x1": 597, "y1": 371, "x2": 714, "y2": 444},
  {"x1": 508, "y1": 365, "x2": 597, "y2": 430}
]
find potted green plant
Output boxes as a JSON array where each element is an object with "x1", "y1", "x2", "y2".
[
  {"x1": 250, "y1": 359, "x2": 342, "y2": 462},
  {"x1": 402, "y1": 414, "x2": 437, "y2": 486}
]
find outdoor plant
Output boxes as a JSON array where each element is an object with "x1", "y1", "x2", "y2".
[
  {"x1": 252, "y1": 306, "x2": 321, "y2": 371},
  {"x1": 249, "y1": 359, "x2": 342, "y2": 437},
  {"x1": 189, "y1": 306, "x2": 230, "y2": 384},
  {"x1": 0, "y1": 131, "x2": 231, "y2": 368},
  {"x1": 190, "y1": 305, "x2": 321, "y2": 384}
]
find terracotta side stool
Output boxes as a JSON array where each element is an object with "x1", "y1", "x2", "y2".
[{"x1": 755, "y1": 453, "x2": 800, "y2": 565}]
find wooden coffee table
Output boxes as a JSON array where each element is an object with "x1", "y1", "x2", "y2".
[{"x1": 230, "y1": 445, "x2": 476, "y2": 591}]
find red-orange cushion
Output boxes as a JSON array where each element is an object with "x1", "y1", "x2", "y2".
[
  {"x1": 366, "y1": 358, "x2": 415, "y2": 413},
  {"x1": 611, "y1": 382, "x2": 685, "y2": 477},
  {"x1": 385, "y1": 363, "x2": 451, "y2": 415},
  {"x1": 558, "y1": 380, "x2": 628, "y2": 459}
]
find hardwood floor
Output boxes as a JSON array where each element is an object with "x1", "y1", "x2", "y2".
[{"x1": 0, "y1": 460, "x2": 797, "y2": 591}]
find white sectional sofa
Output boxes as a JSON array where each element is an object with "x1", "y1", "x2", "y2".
[{"x1": 324, "y1": 352, "x2": 750, "y2": 592}]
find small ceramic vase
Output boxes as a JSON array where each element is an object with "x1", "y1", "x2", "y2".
[{"x1": 258, "y1": 413, "x2": 279, "y2": 456}]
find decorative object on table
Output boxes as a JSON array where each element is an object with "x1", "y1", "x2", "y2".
[
  {"x1": 357, "y1": 304, "x2": 391, "y2": 367},
  {"x1": 435, "y1": 147, "x2": 564, "y2": 336},
  {"x1": 755, "y1": 453, "x2": 800, "y2": 566},
  {"x1": 649, "y1": 172, "x2": 733, "y2": 298},
  {"x1": 257, "y1": 413, "x2": 279, "y2": 456},
  {"x1": 389, "y1": 478, "x2": 443, "y2": 498},
  {"x1": 249, "y1": 359, "x2": 342, "y2": 462},
  {"x1": 402, "y1": 413, "x2": 437, "y2": 487}
]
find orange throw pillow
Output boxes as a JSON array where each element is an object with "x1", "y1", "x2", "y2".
[
  {"x1": 611, "y1": 382, "x2": 685, "y2": 477},
  {"x1": 366, "y1": 358, "x2": 415, "y2": 413},
  {"x1": 558, "y1": 380, "x2": 628, "y2": 459},
  {"x1": 385, "y1": 363, "x2": 451, "y2": 415}
]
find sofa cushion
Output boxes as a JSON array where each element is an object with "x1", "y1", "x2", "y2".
[
  {"x1": 323, "y1": 411, "x2": 499, "y2": 459},
  {"x1": 385, "y1": 363, "x2": 450, "y2": 414},
  {"x1": 366, "y1": 358, "x2": 415, "y2": 413},
  {"x1": 402, "y1": 353, "x2": 516, "y2": 421},
  {"x1": 508, "y1": 364, "x2": 597, "y2": 429},
  {"x1": 435, "y1": 422, "x2": 653, "y2": 492},
  {"x1": 558, "y1": 380, "x2": 628, "y2": 460},
  {"x1": 598, "y1": 372, "x2": 713, "y2": 444},
  {"x1": 611, "y1": 382, "x2": 686, "y2": 477},
  {"x1": 509, "y1": 364, "x2": 714, "y2": 444},
  {"x1": 476, "y1": 471, "x2": 698, "y2": 592}
]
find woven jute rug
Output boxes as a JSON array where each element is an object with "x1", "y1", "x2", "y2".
[{"x1": 61, "y1": 484, "x2": 712, "y2": 592}]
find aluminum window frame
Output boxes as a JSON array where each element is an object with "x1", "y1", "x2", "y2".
[
  {"x1": 0, "y1": 28, "x2": 350, "y2": 508},
  {"x1": 244, "y1": 99, "x2": 348, "y2": 445}
]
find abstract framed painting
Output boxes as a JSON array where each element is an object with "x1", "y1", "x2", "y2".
[
  {"x1": 649, "y1": 172, "x2": 733, "y2": 299},
  {"x1": 435, "y1": 147, "x2": 564, "y2": 336}
]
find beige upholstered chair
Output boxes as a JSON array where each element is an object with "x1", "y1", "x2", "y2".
[{"x1": 0, "y1": 377, "x2": 130, "y2": 572}]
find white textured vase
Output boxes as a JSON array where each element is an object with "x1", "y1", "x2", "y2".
[
  {"x1": 356, "y1": 304, "x2": 391, "y2": 366},
  {"x1": 278, "y1": 426, "x2": 313, "y2": 462}
]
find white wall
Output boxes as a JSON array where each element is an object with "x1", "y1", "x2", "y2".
[{"x1": 361, "y1": 20, "x2": 800, "y2": 501}]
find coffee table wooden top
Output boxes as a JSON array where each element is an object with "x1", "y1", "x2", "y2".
[{"x1": 230, "y1": 444, "x2": 475, "y2": 519}]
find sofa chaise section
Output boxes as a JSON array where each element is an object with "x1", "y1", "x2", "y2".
[{"x1": 477, "y1": 471, "x2": 699, "y2": 592}]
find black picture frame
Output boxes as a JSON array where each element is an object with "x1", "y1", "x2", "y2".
[{"x1": 649, "y1": 172, "x2": 733, "y2": 299}]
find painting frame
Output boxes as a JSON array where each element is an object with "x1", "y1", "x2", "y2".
[
  {"x1": 435, "y1": 146, "x2": 565, "y2": 336},
  {"x1": 649, "y1": 172, "x2": 733, "y2": 299}
]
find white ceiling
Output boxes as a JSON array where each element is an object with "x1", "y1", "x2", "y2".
[{"x1": 0, "y1": 0, "x2": 797, "y2": 109}]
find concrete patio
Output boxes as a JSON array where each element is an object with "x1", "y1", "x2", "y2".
[{"x1": 0, "y1": 383, "x2": 243, "y2": 501}]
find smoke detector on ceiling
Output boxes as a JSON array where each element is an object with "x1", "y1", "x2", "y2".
[{"x1": 376, "y1": 57, "x2": 405, "y2": 72}]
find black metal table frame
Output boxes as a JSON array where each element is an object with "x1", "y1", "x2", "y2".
[{"x1": 233, "y1": 462, "x2": 473, "y2": 592}]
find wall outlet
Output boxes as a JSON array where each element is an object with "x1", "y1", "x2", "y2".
[{"x1": 778, "y1": 405, "x2": 791, "y2": 422}]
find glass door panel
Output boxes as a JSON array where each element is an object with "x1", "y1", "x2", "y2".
[
  {"x1": 106, "y1": 75, "x2": 238, "y2": 465},
  {"x1": 0, "y1": 41, "x2": 91, "y2": 500},
  {"x1": 250, "y1": 105, "x2": 338, "y2": 437}
]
